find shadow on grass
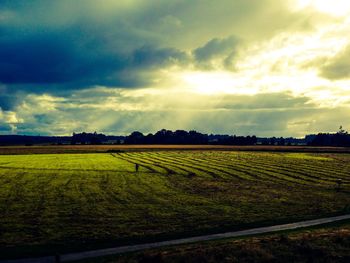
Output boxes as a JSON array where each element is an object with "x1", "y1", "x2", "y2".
[{"x1": 2, "y1": 210, "x2": 350, "y2": 260}]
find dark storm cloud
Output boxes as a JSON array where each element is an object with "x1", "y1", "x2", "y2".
[
  {"x1": 0, "y1": 30, "x2": 78, "y2": 84},
  {"x1": 0, "y1": 123, "x2": 12, "y2": 132},
  {"x1": 0, "y1": 85, "x2": 23, "y2": 110},
  {"x1": 0, "y1": 0, "x2": 192, "y2": 91},
  {"x1": 194, "y1": 36, "x2": 240, "y2": 69},
  {"x1": 0, "y1": 95, "x2": 18, "y2": 111},
  {"x1": 132, "y1": 46, "x2": 189, "y2": 68},
  {"x1": 319, "y1": 45, "x2": 350, "y2": 80},
  {"x1": 0, "y1": 0, "x2": 313, "y2": 91},
  {"x1": 0, "y1": 25, "x2": 188, "y2": 87}
]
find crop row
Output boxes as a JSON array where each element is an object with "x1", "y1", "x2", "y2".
[{"x1": 115, "y1": 151, "x2": 350, "y2": 188}]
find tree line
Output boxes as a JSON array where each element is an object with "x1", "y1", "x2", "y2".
[
  {"x1": 57, "y1": 126, "x2": 350, "y2": 146},
  {"x1": 1, "y1": 127, "x2": 350, "y2": 146},
  {"x1": 124, "y1": 129, "x2": 257, "y2": 145},
  {"x1": 306, "y1": 126, "x2": 350, "y2": 147}
]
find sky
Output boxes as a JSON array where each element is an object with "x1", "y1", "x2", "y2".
[{"x1": 0, "y1": 0, "x2": 349, "y2": 137}]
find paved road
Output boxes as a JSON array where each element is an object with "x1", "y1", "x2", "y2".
[{"x1": 2, "y1": 214, "x2": 350, "y2": 263}]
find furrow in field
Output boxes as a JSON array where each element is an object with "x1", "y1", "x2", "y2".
[
  {"x1": 244, "y1": 154, "x2": 349, "y2": 179},
  {"x1": 223, "y1": 156, "x2": 343, "y2": 185},
  {"x1": 131, "y1": 152, "x2": 220, "y2": 178},
  {"x1": 122, "y1": 152, "x2": 203, "y2": 177},
  {"x1": 194, "y1": 152, "x2": 329, "y2": 185},
  {"x1": 224, "y1": 159, "x2": 324, "y2": 185},
  {"x1": 138, "y1": 151, "x2": 246, "y2": 180},
  {"x1": 231, "y1": 155, "x2": 350, "y2": 185},
  {"x1": 239, "y1": 153, "x2": 350, "y2": 185},
  {"x1": 147, "y1": 152, "x2": 253, "y2": 181},
  {"x1": 154, "y1": 152, "x2": 279, "y2": 183},
  {"x1": 164, "y1": 152, "x2": 313, "y2": 185},
  {"x1": 111, "y1": 153, "x2": 161, "y2": 173},
  {"x1": 119, "y1": 152, "x2": 180, "y2": 175},
  {"x1": 256, "y1": 161, "x2": 350, "y2": 184},
  {"x1": 159, "y1": 152, "x2": 296, "y2": 185}
]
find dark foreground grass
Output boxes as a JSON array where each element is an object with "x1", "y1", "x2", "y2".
[
  {"x1": 82, "y1": 222, "x2": 350, "y2": 263},
  {"x1": 0, "y1": 151, "x2": 350, "y2": 259}
]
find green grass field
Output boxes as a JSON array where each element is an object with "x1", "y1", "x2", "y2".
[{"x1": 1, "y1": 151, "x2": 350, "y2": 258}]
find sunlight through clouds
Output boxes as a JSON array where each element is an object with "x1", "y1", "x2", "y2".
[
  {"x1": 294, "y1": 0, "x2": 350, "y2": 16},
  {"x1": 176, "y1": 10, "x2": 350, "y2": 110},
  {"x1": 181, "y1": 71, "x2": 259, "y2": 95}
]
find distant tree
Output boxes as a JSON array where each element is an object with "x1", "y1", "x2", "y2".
[
  {"x1": 338, "y1": 125, "x2": 348, "y2": 135},
  {"x1": 270, "y1": 137, "x2": 276, "y2": 145},
  {"x1": 125, "y1": 131, "x2": 145, "y2": 144},
  {"x1": 71, "y1": 132, "x2": 106, "y2": 145},
  {"x1": 277, "y1": 137, "x2": 285, "y2": 146}
]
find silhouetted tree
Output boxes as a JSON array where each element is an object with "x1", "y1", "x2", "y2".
[
  {"x1": 125, "y1": 131, "x2": 145, "y2": 144},
  {"x1": 309, "y1": 126, "x2": 350, "y2": 146}
]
